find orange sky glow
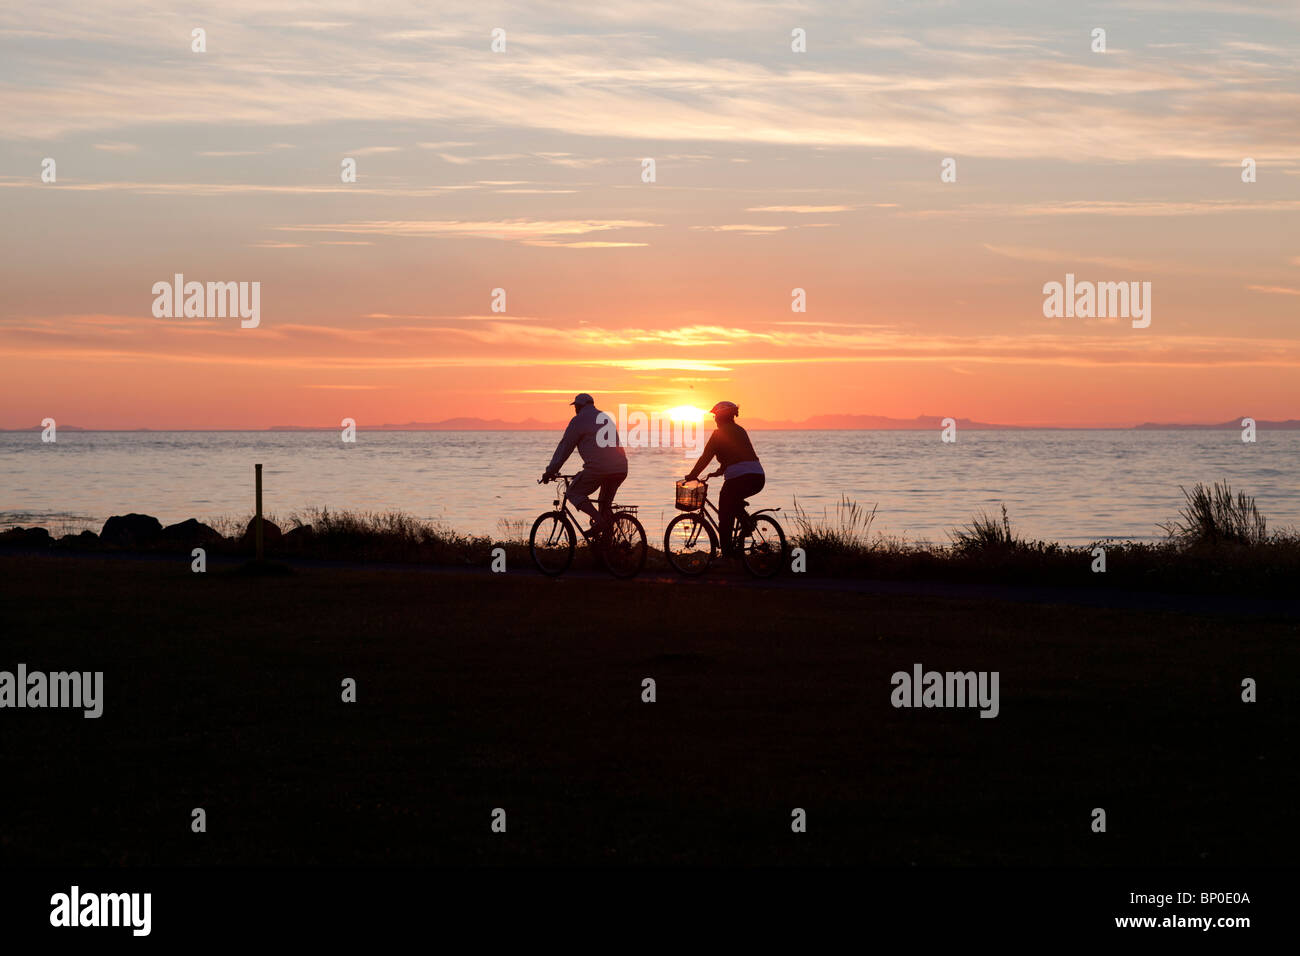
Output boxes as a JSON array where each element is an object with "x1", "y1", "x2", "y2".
[{"x1": 2, "y1": 1, "x2": 1297, "y2": 428}]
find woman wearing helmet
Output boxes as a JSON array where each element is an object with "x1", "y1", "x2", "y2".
[{"x1": 684, "y1": 401, "x2": 765, "y2": 558}]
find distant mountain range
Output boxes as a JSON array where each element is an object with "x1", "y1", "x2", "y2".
[
  {"x1": 270, "y1": 415, "x2": 1031, "y2": 431},
  {"x1": 745, "y1": 414, "x2": 1025, "y2": 430},
  {"x1": 7, "y1": 416, "x2": 1300, "y2": 431},
  {"x1": 269, "y1": 418, "x2": 560, "y2": 431},
  {"x1": 1133, "y1": 418, "x2": 1300, "y2": 430}
]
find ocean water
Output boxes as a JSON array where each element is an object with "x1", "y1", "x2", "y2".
[{"x1": 1, "y1": 430, "x2": 1297, "y2": 546}]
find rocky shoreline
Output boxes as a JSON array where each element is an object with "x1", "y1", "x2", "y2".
[{"x1": 0, "y1": 513, "x2": 311, "y2": 555}]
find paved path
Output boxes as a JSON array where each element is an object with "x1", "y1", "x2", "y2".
[{"x1": 7, "y1": 546, "x2": 1298, "y2": 618}]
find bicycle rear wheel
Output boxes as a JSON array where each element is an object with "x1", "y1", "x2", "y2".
[
  {"x1": 601, "y1": 512, "x2": 647, "y2": 578},
  {"x1": 530, "y1": 511, "x2": 576, "y2": 575},
  {"x1": 663, "y1": 512, "x2": 716, "y2": 576},
  {"x1": 741, "y1": 514, "x2": 785, "y2": 578}
]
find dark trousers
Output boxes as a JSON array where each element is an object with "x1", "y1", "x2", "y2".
[
  {"x1": 718, "y1": 473, "x2": 765, "y2": 555},
  {"x1": 567, "y1": 467, "x2": 627, "y2": 529}
]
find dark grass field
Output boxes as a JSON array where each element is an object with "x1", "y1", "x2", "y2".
[{"x1": 1, "y1": 554, "x2": 1296, "y2": 866}]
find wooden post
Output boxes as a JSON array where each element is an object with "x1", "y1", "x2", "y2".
[{"x1": 254, "y1": 463, "x2": 264, "y2": 561}]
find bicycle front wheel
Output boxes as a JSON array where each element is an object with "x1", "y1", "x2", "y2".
[
  {"x1": 530, "y1": 511, "x2": 576, "y2": 575},
  {"x1": 663, "y1": 512, "x2": 716, "y2": 576},
  {"x1": 741, "y1": 514, "x2": 786, "y2": 578},
  {"x1": 601, "y1": 512, "x2": 647, "y2": 579}
]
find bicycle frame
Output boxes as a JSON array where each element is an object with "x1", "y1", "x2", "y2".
[
  {"x1": 686, "y1": 478, "x2": 781, "y2": 549},
  {"x1": 543, "y1": 474, "x2": 634, "y2": 543}
]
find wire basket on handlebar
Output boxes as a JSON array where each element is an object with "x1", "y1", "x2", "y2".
[{"x1": 675, "y1": 479, "x2": 707, "y2": 511}]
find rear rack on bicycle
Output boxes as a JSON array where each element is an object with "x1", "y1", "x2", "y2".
[{"x1": 616, "y1": 504, "x2": 639, "y2": 515}]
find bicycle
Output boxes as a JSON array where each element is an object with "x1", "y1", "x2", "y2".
[
  {"x1": 529, "y1": 473, "x2": 647, "y2": 578},
  {"x1": 663, "y1": 470, "x2": 786, "y2": 578}
]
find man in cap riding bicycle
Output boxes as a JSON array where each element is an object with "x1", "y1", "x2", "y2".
[{"x1": 541, "y1": 393, "x2": 629, "y2": 534}]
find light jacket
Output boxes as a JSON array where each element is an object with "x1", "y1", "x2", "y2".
[{"x1": 547, "y1": 404, "x2": 628, "y2": 475}]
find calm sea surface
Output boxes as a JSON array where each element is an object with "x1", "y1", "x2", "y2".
[{"x1": 1, "y1": 430, "x2": 1297, "y2": 545}]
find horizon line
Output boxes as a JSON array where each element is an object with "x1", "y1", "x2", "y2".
[{"x1": 5, "y1": 421, "x2": 1296, "y2": 433}]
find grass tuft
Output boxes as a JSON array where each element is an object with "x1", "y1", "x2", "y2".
[
  {"x1": 1158, "y1": 481, "x2": 1268, "y2": 548},
  {"x1": 950, "y1": 503, "x2": 1022, "y2": 554},
  {"x1": 791, "y1": 494, "x2": 878, "y2": 556}
]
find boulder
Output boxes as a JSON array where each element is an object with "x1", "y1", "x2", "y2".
[
  {"x1": 240, "y1": 517, "x2": 282, "y2": 551},
  {"x1": 0, "y1": 526, "x2": 52, "y2": 549},
  {"x1": 56, "y1": 530, "x2": 101, "y2": 550},
  {"x1": 159, "y1": 518, "x2": 223, "y2": 549},
  {"x1": 100, "y1": 513, "x2": 163, "y2": 548}
]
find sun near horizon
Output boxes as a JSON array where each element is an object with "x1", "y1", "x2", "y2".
[{"x1": 665, "y1": 405, "x2": 708, "y2": 425}]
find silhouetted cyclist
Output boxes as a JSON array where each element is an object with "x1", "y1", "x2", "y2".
[
  {"x1": 685, "y1": 401, "x2": 765, "y2": 558},
  {"x1": 541, "y1": 393, "x2": 628, "y2": 534}
]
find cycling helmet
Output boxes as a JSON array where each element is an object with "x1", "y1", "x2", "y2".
[{"x1": 710, "y1": 401, "x2": 739, "y2": 418}]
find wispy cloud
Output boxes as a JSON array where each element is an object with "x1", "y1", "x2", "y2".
[
  {"x1": 690, "y1": 224, "x2": 787, "y2": 234},
  {"x1": 0, "y1": 178, "x2": 464, "y2": 197},
  {"x1": 524, "y1": 240, "x2": 647, "y2": 248},
  {"x1": 746, "y1": 205, "x2": 852, "y2": 213},
  {"x1": 5, "y1": 5, "x2": 1296, "y2": 163},
  {"x1": 7, "y1": 315, "x2": 1300, "y2": 373},
  {"x1": 277, "y1": 219, "x2": 661, "y2": 243},
  {"x1": 982, "y1": 244, "x2": 1162, "y2": 272},
  {"x1": 906, "y1": 200, "x2": 1300, "y2": 219}
]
